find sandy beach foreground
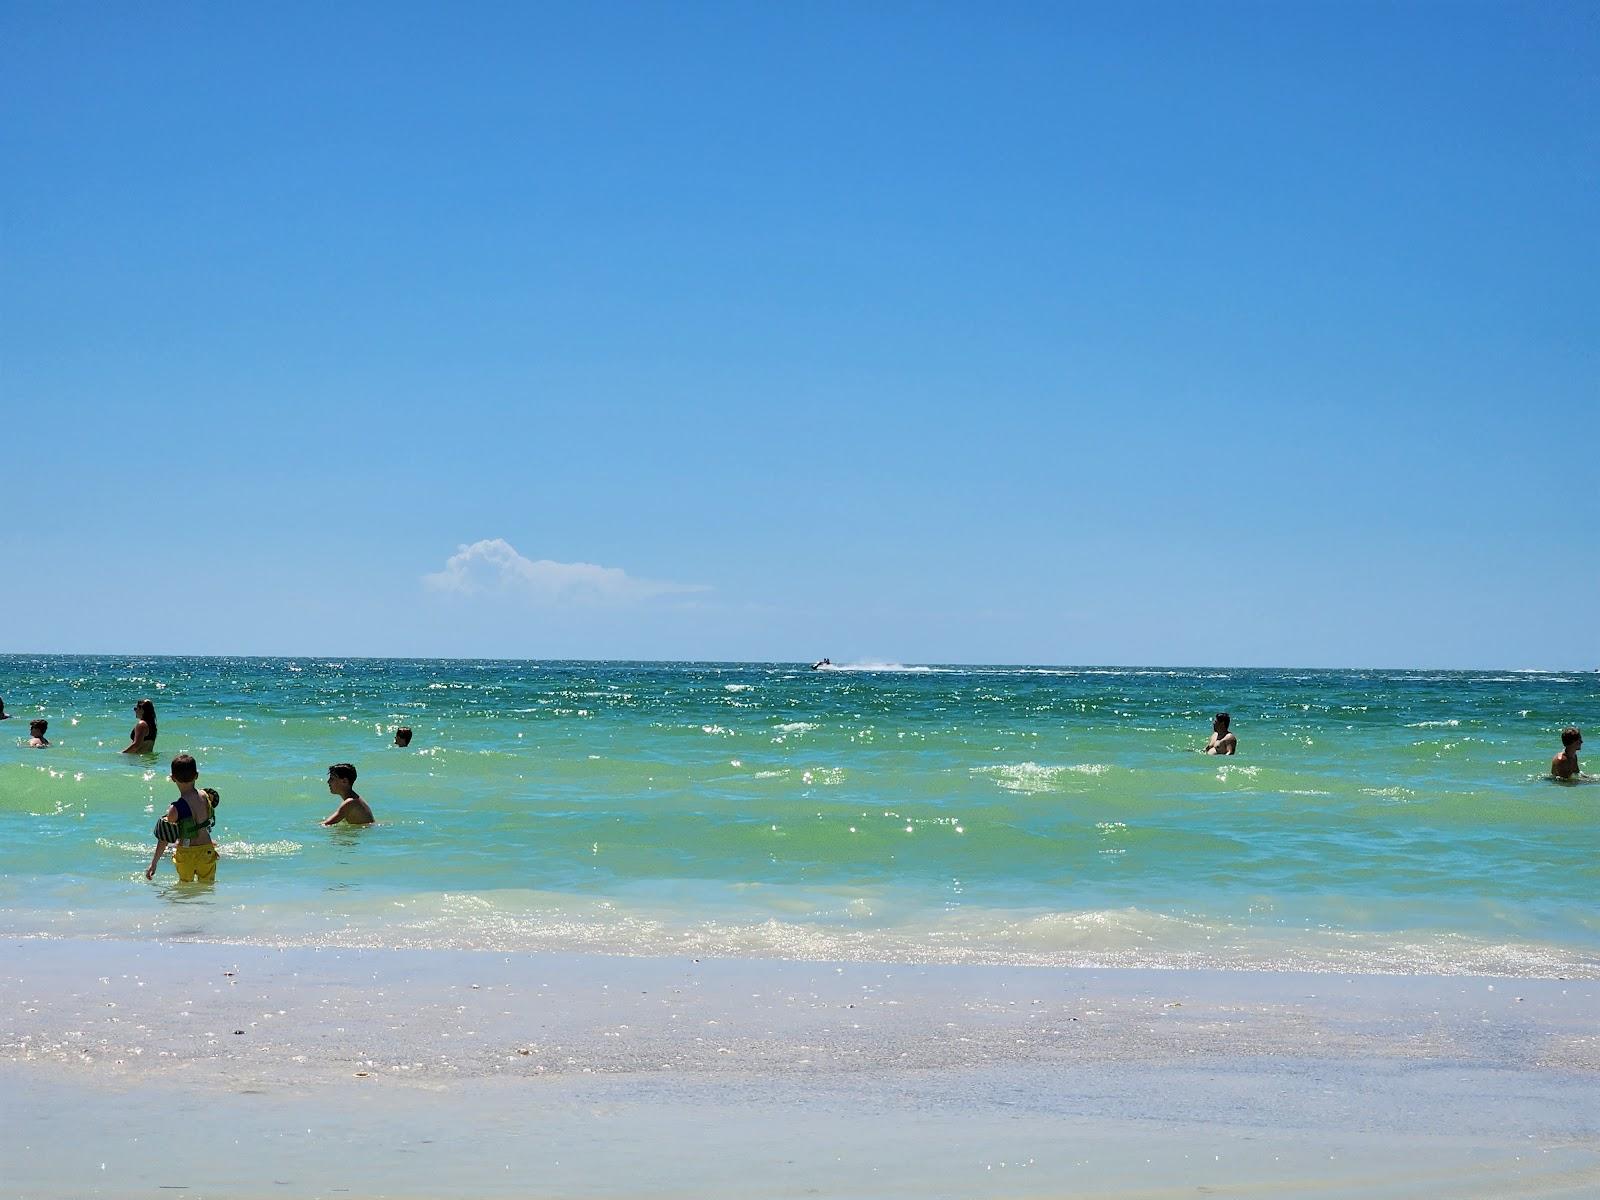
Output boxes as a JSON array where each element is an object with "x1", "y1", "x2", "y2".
[{"x1": 2, "y1": 939, "x2": 1597, "y2": 1198}]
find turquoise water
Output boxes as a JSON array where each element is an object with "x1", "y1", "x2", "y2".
[{"x1": 1, "y1": 655, "x2": 1595, "y2": 976}]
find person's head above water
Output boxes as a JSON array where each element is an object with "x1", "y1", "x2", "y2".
[
  {"x1": 1561, "y1": 727, "x2": 1583, "y2": 749},
  {"x1": 322, "y1": 763, "x2": 373, "y2": 825},
  {"x1": 30, "y1": 719, "x2": 47, "y2": 736},
  {"x1": 394, "y1": 727, "x2": 413, "y2": 747},
  {"x1": 134, "y1": 698, "x2": 157, "y2": 728},
  {"x1": 170, "y1": 753, "x2": 199, "y2": 784},
  {"x1": 1213, "y1": 712, "x2": 1231, "y2": 733}
]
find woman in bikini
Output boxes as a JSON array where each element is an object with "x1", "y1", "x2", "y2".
[{"x1": 122, "y1": 698, "x2": 157, "y2": 754}]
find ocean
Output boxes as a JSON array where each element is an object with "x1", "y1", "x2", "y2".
[{"x1": 1, "y1": 655, "x2": 1594, "y2": 977}]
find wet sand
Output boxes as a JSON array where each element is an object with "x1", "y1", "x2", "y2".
[{"x1": 3, "y1": 938, "x2": 1597, "y2": 1198}]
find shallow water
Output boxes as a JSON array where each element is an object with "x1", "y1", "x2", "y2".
[{"x1": 1, "y1": 656, "x2": 1595, "y2": 975}]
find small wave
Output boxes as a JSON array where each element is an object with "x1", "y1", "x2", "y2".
[
  {"x1": 1214, "y1": 764, "x2": 1260, "y2": 779},
  {"x1": 1406, "y1": 720, "x2": 1460, "y2": 728},
  {"x1": 95, "y1": 838, "x2": 154, "y2": 854},
  {"x1": 85, "y1": 899, "x2": 1596, "y2": 980},
  {"x1": 974, "y1": 762, "x2": 1109, "y2": 793},
  {"x1": 91, "y1": 836, "x2": 297, "y2": 859},
  {"x1": 723, "y1": 684, "x2": 754, "y2": 693},
  {"x1": 799, "y1": 768, "x2": 845, "y2": 786},
  {"x1": 216, "y1": 840, "x2": 305, "y2": 859},
  {"x1": 92, "y1": 838, "x2": 304, "y2": 859},
  {"x1": 773, "y1": 722, "x2": 817, "y2": 734}
]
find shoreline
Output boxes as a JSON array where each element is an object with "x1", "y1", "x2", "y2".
[
  {"x1": 9, "y1": 904, "x2": 1597, "y2": 981},
  {"x1": 5, "y1": 937, "x2": 1598, "y2": 1197}
]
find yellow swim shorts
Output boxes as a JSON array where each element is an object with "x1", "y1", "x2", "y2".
[{"x1": 173, "y1": 844, "x2": 219, "y2": 883}]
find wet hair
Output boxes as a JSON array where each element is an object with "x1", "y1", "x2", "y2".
[
  {"x1": 30, "y1": 719, "x2": 47, "y2": 736},
  {"x1": 328, "y1": 762, "x2": 358, "y2": 784},
  {"x1": 1561, "y1": 727, "x2": 1582, "y2": 748},
  {"x1": 1214, "y1": 712, "x2": 1231, "y2": 731},
  {"x1": 135, "y1": 699, "x2": 157, "y2": 738},
  {"x1": 394, "y1": 727, "x2": 413, "y2": 746},
  {"x1": 170, "y1": 753, "x2": 199, "y2": 783}
]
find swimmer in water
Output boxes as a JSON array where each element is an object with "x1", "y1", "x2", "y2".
[
  {"x1": 28, "y1": 719, "x2": 49, "y2": 747},
  {"x1": 1203, "y1": 712, "x2": 1237, "y2": 756},
  {"x1": 122, "y1": 698, "x2": 157, "y2": 754},
  {"x1": 1551, "y1": 727, "x2": 1582, "y2": 781},
  {"x1": 0, "y1": 696, "x2": 11, "y2": 720},
  {"x1": 323, "y1": 762, "x2": 375, "y2": 825},
  {"x1": 393, "y1": 726, "x2": 413, "y2": 748}
]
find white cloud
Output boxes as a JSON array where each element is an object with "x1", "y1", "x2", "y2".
[{"x1": 423, "y1": 539, "x2": 707, "y2": 605}]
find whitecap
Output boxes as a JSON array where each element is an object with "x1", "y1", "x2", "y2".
[
  {"x1": 214, "y1": 840, "x2": 304, "y2": 859},
  {"x1": 973, "y1": 762, "x2": 1109, "y2": 793},
  {"x1": 95, "y1": 838, "x2": 153, "y2": 854}
]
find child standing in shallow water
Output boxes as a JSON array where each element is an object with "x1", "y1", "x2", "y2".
[
  {"x1": 146, "y1": 753, "x2": 220, "y2": 882},
  {"x1": 28, "y1": 719, "x2": 49, "y2": 747}
]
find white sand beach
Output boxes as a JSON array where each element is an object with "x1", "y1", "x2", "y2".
[{"x1": 3, "y1": 938, "x2": 1596, "y2": 1198}]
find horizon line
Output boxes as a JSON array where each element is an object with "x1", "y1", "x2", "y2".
[{"x1": 0, "y1": 650, "x2": 1592, "y2": 675}]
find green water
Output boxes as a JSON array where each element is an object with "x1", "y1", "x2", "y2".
[{"x1": 1, "y1": 656, "x2": 1595, "y2": 975}]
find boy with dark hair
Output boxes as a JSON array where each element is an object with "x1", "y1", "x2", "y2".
[
  {"x1": 1204, "y1": 712, "x2": 1237, "y2": 756},
  {"x1": 146, "y1": 753, "x2": 220, "y2": 882},
  {"x1": 393, "y1": 727, "x2": 413, "y2": 748},
  {"x1": 28, "y1": 719, "x2": 49, "y2": 747},
  {"x1": 1551, "y1": 728, "x2": 1582, "y2": 781},
  {"x1": 323, "y1": 762, "x2": 375, "y2": 825}
]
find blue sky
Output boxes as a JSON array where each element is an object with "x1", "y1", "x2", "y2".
[{"x1": 3, "y1": 2, "x2": 1595, "y2": 667}]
